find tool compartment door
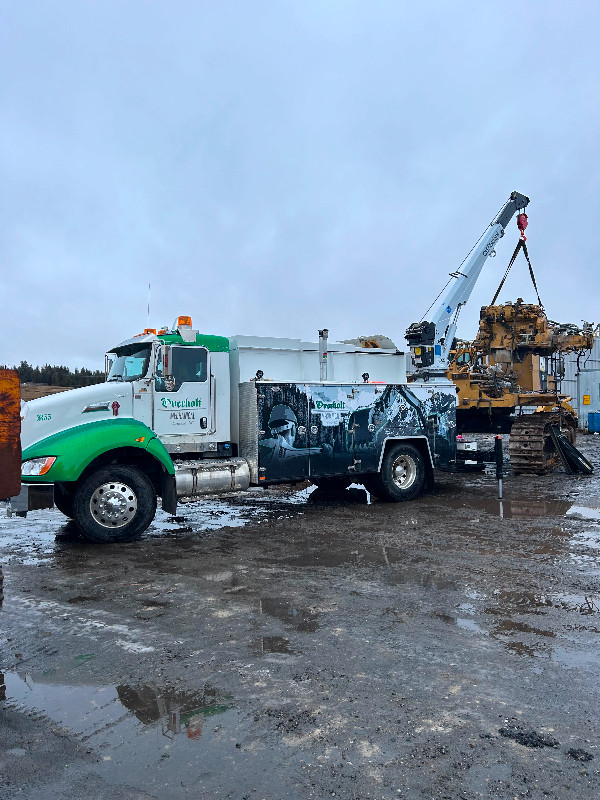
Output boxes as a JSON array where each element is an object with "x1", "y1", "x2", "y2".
[
  {"x1": 257, "y1": 384, "x2": 310, "y2": 482},
  {"x1": 307, "y1": 385, "x2": 356, "y2": 478}
]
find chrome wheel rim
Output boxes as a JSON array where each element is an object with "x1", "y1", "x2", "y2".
[
  {"x1": 90, "y1": 482, "x2": 137, "y2": 528},
  {"x1": 391, "y1": 455, "x2": 417, "y2": 490}
]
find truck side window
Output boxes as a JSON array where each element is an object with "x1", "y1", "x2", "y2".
[
  {"x1": 172, "y1": 348, "x2": 208, "y2": 391},
  {"x1": 154, "y1": 351, "x2": 167, "y2": 392}
]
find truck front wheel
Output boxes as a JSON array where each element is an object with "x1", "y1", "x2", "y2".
[
  {"x1": 367, "y1": 443, "x2": 425, "y2": 502},
  {"x1": 73, "y1": 466, "x2": 157, "y2": 543}
]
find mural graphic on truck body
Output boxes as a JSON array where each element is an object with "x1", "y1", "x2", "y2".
[{"x1": 257, "y1": 382, "x2": 456, "y2": 482}]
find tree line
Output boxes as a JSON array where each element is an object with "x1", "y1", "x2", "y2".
[{"x1": 0, "y1": 361, "x2": 105, "y2": 387}]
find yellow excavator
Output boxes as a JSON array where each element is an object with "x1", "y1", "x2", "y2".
[{"x1": 449, "y1": 301, "x2": 593, "y2": 474}]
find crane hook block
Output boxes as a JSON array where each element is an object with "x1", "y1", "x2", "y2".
[{"x1": 517, "y1": 213, "x2": 528, "y2": 241}]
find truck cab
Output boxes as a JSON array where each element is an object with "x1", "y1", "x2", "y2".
[{"x1": 104, "y1": 323, "x2": 232, "y2": 458}]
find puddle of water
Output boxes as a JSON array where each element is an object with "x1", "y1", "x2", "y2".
[
  {"x1": 504, "y1": 641, "x2": 541, "y2": 658},
  {"x1": 493, "y1": 620, "x2": 555, "y2": 638},
  {"x1": 553, "y1": 594, "x2": 600, "y2": 613},
  {"x1": 0, "y1": 509, "x2": 70, "y2": 564},
  {"x1": 1, "y1": 671, "x2": 239, "y2": 797},
  {"x1": 278, "y1": 546, "x2": 455, "y2": 590},
  {"x1": 436, "y1": 609, "x2": 553, "y2": 655},
  {"x1": 283, "y1": 543, "x2": 408, "y2": 569},
  {"x1": 486, "y1": 590, "x2": 553, "y2": 615},
  {"x1": 456, "y1": 617, "x2": 486, "y2": 634},
  {"x1": 552, "y1": 646, "x2": 600, "y2": 670},
  {"x1": 251, "y1": 636, "x2": 296, "y2": 655},
  {"x1": 259, "y1": 597, "x2": 319, "y2": 632},
  {"x1": 148, "y1": 487, "x2": 315, "y2": 539},
  {"x1": 572, "y1": 529, "x2": 600, "y2": 550},
  {"x1": 434, "y1": 612, "x2": 455, "y2": 625},
  {"x1": 439, "y1": 495, "x2": 572, "y2": 520},
  {"x1": 567, "y1": 506, "x2": 600, "y2": 521}
]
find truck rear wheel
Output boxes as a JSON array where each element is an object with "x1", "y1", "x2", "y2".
[
  {"x1": 73, "y1": 466, "x2": 157, "y2": 543},
  {"x1": 367, "y1": 443, "x2": 425, "y2": 502}
]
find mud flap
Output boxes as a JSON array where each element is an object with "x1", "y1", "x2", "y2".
[{"x1": 161, "y1": 473, "x2": 178, "y2": 514}]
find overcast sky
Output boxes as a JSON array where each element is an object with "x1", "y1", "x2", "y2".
[{"x1": 2, "y1": 1, "x2": 599, "y2": 369}]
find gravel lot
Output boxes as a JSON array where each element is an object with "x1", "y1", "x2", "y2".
[{"x1": 1, "y1": 435, "x2": 600, "y2": 799}]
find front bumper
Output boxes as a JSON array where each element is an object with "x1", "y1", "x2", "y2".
[{"x1": 9, "y1": 483, "x2": 55, "y2": 517}]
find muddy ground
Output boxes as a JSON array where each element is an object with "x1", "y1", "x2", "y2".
[{"x1": 1, "y1": 436, "x2": 600, "y2": 800}]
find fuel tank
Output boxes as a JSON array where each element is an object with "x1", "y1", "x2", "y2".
[{"x1": 173, "y1": 457, "x2": 250, "y2": 497}]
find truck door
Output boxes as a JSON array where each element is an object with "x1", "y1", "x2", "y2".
[
  {"x1": 256, "y1": 384, "x2": 310, "y2": 482},
  {"x1": 153, "y1": 346, "x2": 211, "y2": 436}
]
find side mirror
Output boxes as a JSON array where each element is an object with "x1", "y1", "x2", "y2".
[
  {"x1": 161, "y1": 345, "x2": 173, "y2": 380},
  {"x1": 105, "y1": 354, "x2": 115, "y2": 379}
]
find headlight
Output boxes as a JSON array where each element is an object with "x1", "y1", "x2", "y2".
[{"x1": 21, "y1": 457, "x2": 56, "y2": 476}]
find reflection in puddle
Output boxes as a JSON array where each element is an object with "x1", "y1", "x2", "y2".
[
  {"x1": 433, "y1": 579, "x2": 600, "y2": 664},
  {"x1": 570, "y1": 525, "x2": 600, "y2": 574},
  {"x1": 484, "y1": 589, "x2": 600, "y2": 660},
  {"x1": 442, "y1": 495, "x2": 572, "y2": 520},
  {"x1": 567, "y1": 505, "x2": 600, "y2": 521},
  {"x1": 572, "y1": 528, "x2": 600, "y2": 550},
  {"x1": 504, "y1": 641, "x2": 539, "y2": 658},
  {"x1": 485, "y1": 590, "x2": 553, "y2": 615},
  {"x1": 1, "y1": 672, "x2": 237, "y2": 797},
  {"x1": 278, "y1": 545, "x2": 457, "y2": 590},
  {"x1": 259, "y1": 598, "x2": 319, "y2": 632},
  {"x1": 493, "y1": 620, "x2": 555, "y2": 638},
  {"x1": 436, "y1": 602, "x2": 598, "y2": 663},
  {"x1": 307, "y1": 486, "x2": 370, "y2": 505},
  {"x1": 116, "y1": 683, "x2": 233, "y2": 737},
  {"x1": 552, "y1": 646, "x2": 600, "y2": 670},
  {"x1": 456, "y1": 618, "x2": 486, "y2": 634},
  {"x1": 2, "y1": 672, "x2": 233, "y2": 740},
  {"x1": 284, "y1": 543, "x2": 408, "y2": 569},
  {"x1": 251, "y1": 636, "x2": 296, "y2": 655}
]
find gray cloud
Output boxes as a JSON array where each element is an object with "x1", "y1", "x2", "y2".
[{"x1": 2, "y1": 1, "x2": 599, "y2": 367}]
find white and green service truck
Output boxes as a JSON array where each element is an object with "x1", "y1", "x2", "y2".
[{"x1": 16, "y1": 319, "x2": 459, "y2": 543}]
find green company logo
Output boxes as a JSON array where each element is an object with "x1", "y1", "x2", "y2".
[
  {"x1": 315, "y1": 400, "x2": 345, "y2": 410},
  {"x1": 161, "y1": 397, "x2": 202, "y2": 409}
]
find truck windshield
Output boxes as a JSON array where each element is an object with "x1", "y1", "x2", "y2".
[{"x1": 107, "y1": 345, "x2": 151, "y2": 382}]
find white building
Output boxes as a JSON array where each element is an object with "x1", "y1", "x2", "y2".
[{"x1": 562, "y1": 335, "x2": 600, "y2": 429}]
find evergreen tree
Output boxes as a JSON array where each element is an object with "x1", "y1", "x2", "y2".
[{"x1": 0, "y1": 362, "x2": 105, "y2": 387}]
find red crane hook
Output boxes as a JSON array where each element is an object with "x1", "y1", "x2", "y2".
[{"x1": 517, "y1": 212, "x2": 528, "y2": 242}]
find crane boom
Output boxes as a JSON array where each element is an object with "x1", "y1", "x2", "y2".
[{"x1": 406, "y1": 191, "x2": 530, "y2": 377}]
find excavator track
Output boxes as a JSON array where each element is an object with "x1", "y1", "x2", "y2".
[{"x1": 509, "y1": 412, "x2": 577, "y2": 475}]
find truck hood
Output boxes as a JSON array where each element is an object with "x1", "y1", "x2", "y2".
[{"x1": 21, "y1": 382, "x2": 133, "y2": 452}]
